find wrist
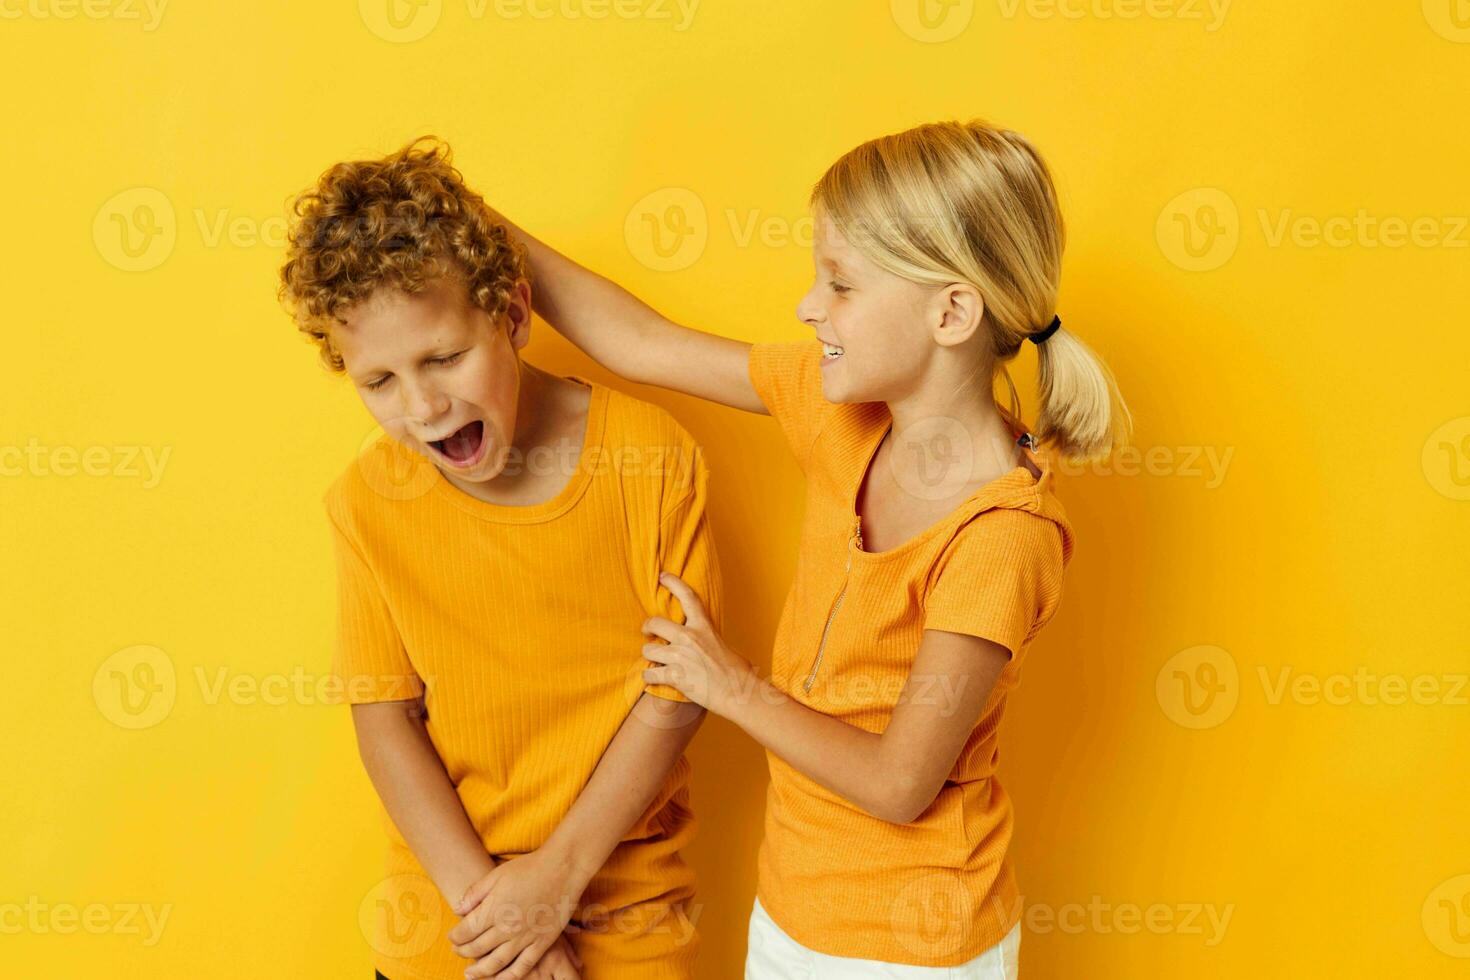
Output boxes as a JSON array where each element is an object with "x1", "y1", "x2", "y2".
[
  {"x1": 723, "y1": 671, "x2": 767, "y2": 731},
  {"x1": 537, "y1": 835, "x2": 602, "y2": 894}
]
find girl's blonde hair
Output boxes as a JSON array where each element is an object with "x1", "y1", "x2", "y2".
[{"x1": 810, "y1": 119, "x2": 1132, "y2": 461}]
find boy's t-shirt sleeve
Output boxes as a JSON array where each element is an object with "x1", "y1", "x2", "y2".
[
  {"x1": 643, "y1": 434, "x2": 724, "y2": 703},
  {"x1": 747, "y1": 340, "x2": 832, "y2": 473},
  {"x1": 922, "y1": 509, "x2": 1066, "y2": 661},
  {"x1": 324, "y1": 494, "x2": 425, "y2": 704}
]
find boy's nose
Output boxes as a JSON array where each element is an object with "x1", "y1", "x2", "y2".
[{"x1": 402, "y1": 384, "x2": 449, "y2": 429}]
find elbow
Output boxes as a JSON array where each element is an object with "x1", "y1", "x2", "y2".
[
  {"x1": 350, "y1": 698, "x2": 426, "y2": 762},
  {"x1": 865, "y1": 773, "x2": 935, "y2": 826}
]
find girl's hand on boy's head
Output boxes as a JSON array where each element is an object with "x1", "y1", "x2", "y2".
[
  {"x1": 642, "y1": 572, "x2": 758, "y2": 719},
  {"x1": 449, "y1": 850, "x2": 584, "y2": 979}
]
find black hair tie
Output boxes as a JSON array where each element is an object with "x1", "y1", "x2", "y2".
[{"x1": 1028, "y1": 315, "x2": 1061, "y2": 345}]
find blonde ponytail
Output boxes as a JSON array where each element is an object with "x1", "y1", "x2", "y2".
[{"x1": 810, "y1": 119, "x2": 1132, "y2": 462}]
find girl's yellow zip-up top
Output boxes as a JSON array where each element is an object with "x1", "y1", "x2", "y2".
[{"x1": 747, "y1": 339, "x2": 1074, "y2": 966}]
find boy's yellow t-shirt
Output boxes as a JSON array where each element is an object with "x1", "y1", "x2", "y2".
[
  {"x1": 747, "y1": 341, "x2": 1075, "y2": 966},
  {"x1": 324, "y1": 378, "x2": 721, "y2": 980}
]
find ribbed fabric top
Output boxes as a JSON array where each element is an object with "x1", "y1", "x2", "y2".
[
  {"x1": 323, "y1": 377, "x2": 722, "y2": 980},
  {"x1": 747, "y1": 341, "x2": 1075, "y2": 966}
]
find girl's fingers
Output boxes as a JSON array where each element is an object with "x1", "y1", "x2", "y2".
[
  {"x1": 642, "y1": 642, "x2": 675, "y2": 663},
  {"x1": 658, "y1": 571, "x2": 707, "y2": 627},
  {"x1": 641, "y1": 616, "x2": 684, "y2": 643},
  {"x1": 643, "y1": 667, "x2": 676, "y2": 687}
]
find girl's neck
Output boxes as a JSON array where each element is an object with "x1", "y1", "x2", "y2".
[{"x1": 883, "y1": 382, "x2": 1025, "y2": 484}]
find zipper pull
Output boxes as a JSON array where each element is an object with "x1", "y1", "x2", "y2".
[{"x1": 852, "y1": 515, "x2": 863, "y2": 551}]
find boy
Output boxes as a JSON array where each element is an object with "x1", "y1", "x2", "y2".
[{"x1": 278, "y1": 137, "x2": 720, "y2": 980}]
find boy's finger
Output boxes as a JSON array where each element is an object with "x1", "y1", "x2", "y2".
[
  {"x1": 453, "y1": 867, "x2": 501, "y2": 917},
  {"x1": 448, "y1": 899, "x2": 497, "y2": 944},
  {"x1": 465, "y1": 934, "x2": 523, "y2": 978},
  {"x1": 487, "y1": 940, "x2": 542, "y2": 980},
  {"x1": 454, "y1": 922, "x2": 516, "y2": 961}
]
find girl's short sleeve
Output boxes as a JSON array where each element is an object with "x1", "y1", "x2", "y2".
[
  {"x1": 747, "y1": 340, "x2": 833, "y2": 473},
  {"x1": 922, "y1": 509, "x2": 1067, "y2": 661}
]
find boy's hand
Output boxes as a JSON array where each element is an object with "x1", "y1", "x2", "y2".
[
  {"x1": 641, "y1": 571, "x2": 758, "y2": 718},
  {"x1": 524, "y1": 931, "x2": 582, "y2": 980},
  {"x1": 449, "y1": 850, "x2": 588, "y2": 979}
]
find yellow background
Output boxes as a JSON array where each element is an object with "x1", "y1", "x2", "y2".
[{"x1": 3, "y1": 1, "x2": 1467, "y2": 976}]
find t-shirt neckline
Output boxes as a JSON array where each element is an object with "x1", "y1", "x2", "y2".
[
  {"x1": 428, "y1": 376, "x2": 607, "y2": 524},
  {"x1": 848, "y1": 404, "x2": 1050, "y2": 562}
]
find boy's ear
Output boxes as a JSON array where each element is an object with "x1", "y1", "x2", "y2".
[{"x1": 505, "y1": 278, "x2": 533, "y2": 350}]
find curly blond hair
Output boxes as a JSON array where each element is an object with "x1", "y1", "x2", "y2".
[{"x1": 278, "y1": 136, "x2": 528, "y2": 372}]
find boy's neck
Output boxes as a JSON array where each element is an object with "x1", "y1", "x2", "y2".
[{"x1": 436, "y1": 357, "x2": 593, "y2": 507}]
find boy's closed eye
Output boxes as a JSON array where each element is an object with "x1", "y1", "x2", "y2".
[{"x1": 363, "y1": 350, "x2": 468, "y2": 391}]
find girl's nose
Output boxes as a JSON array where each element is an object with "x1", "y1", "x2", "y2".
[{"x1": 795, "y1": 290, "x2": 823, "y2": 328}]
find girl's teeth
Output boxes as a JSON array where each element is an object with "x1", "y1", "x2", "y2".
[{"x1": 822, "y1": 344, "x2": 844, "y2": 358}]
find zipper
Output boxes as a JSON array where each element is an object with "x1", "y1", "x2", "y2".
[{"x1": 803, "y1": 515, "x2": 863, "y2": 693}]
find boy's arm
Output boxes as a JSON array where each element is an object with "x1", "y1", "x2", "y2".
[
  {"x1": 351, "y1": 697, "x2": 497, "y2": 902},
  {"x1": 542, "y1": 692, "x2": 705, "y2": 885},
  {"x1": 488, "y1": 207, "x2": 767, "y2": 414},
  {"x1": 446, "y1": 695, "x2": 705, "y2": 977}
]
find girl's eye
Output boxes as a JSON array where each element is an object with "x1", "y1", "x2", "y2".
[
  {"x1": 431, "y1": 351, "x2": 465, "y2": 366},
  {"x1": 365, "y1": 376, "x2": 390, "y2": 391},
  {"x1": 829, "y1": 281, "x2": 851, "y2": 294}
]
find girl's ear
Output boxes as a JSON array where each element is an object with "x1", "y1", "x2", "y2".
[{"x1": 932, "y1": 282, "x2": 984, "y2": 348}]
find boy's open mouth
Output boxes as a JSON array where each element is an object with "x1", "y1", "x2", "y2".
[{"x1": 428, "y1": 419, "x2": 487, "y2": 469}]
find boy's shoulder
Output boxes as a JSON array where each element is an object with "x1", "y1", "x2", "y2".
[
  {"x1": 321, "y1": 431, "x2": 436, "y2": 528},
  {"x1": 593, "y1": 382, "x2": 708, "y2": 503},
  {"x1": 597, "y1": 383, "x2": 703, "y2": 456}
]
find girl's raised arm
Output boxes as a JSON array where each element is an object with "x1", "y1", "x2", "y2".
[{"x1": 490, "y1": 209, "x2": 767, "y2": 414}]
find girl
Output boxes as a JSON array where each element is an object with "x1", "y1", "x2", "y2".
[{"x1": 492, "y1": 119, "x2": 1130, "y2": 978}]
